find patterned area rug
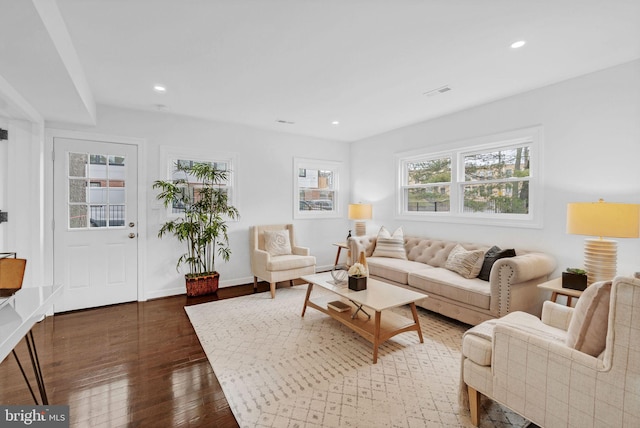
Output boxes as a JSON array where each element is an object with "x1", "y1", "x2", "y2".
[{"x1": 185, "y1": 286, "x2": 530, "y2": 428}]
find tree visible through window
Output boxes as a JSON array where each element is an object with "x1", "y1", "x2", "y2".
[
  {"x1": 397, "y1": 126, "x2": 541, "y2": 227},
  {"x1": 462, "y1": 146, "x2": 530, "y2": 214},
  {"x1": 405, "y1": 157, "x2": 451, "y2": 212}
]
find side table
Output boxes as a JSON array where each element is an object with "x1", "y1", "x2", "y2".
[
  {"x1": 332, "y1": 242, "x2": 349, "y2": 267},
  {"x1": 537, "y1": 277, "x2": 583, "y2": 306}
]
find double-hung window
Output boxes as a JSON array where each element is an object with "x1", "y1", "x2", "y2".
[
  {"x1": 159, "y1": 147, "x2": 237, "y2": 219},
  {"x1": 294, "y1": 158, "x2": 341, "y2": 219},
  {"x1": 398, "y1": 126, "x2": 541, "y2": 227}
]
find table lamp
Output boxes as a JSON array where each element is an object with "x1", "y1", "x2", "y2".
[
  {"x1": 566, "y1": 199, "x2": 639, "y2": 285},
  {"x1": 348, "y1": 203, "x2": 372, "y2": 236}
]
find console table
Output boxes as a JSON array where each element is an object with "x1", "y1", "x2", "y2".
[{"x1": 0, "y1": 285, "x2": 63, "y2": 404}]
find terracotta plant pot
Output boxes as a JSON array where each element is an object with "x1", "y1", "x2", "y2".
[{"x1": 185, "y1": 272, "x2": 219, "y2": 296}]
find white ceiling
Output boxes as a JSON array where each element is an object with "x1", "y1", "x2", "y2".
[{"x1": 1, "y1": 0, "x2": 639, "y2": 141}]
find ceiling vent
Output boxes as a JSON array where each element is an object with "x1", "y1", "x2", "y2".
[
  {"x1": 276, "y1": 119, "x2": 295, "y2": 125},
  {"x1": 423, "y1": 85, "x2": 452, "y2": 97}
]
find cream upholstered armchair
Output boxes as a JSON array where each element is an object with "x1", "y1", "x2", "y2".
[
  {"x1": 461, "y1": 275, "x2": 640, "y2": 427},
  {"x1": 250, "y1": 224, "x2": 316, "y2": 298}
]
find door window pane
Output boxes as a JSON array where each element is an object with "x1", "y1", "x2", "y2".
[
  {"x1": 69, "y1": 205, "x2": 87, "y2": 229},
  {"x1": 69, "y1": 179, "x2": 87, "y2": 203},
  {"x1": 68, "y1": 153, "x2": 87, "y2": 177},
  {"x1": 68, "y1": 152, "x2": 126, "y2": 229}
]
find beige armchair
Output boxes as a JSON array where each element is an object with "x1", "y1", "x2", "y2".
[
  {"x1": 250, "y1": 224, "x2": 316, "y2": 298},
  {"x1": 461, "y1": 275, "x2": 640, "y2": 427}
]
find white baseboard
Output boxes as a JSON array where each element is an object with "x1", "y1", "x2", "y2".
[{"x1": 142, "y1": 270, "x2": 333, "y2": 301}]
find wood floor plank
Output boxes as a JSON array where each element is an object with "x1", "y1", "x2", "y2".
[{"x1": 0, "y1": 281, "x2": 277, "y2": 427}]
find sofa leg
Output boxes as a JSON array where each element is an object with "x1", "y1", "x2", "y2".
[
  {"x1": 270, "y1": 283, "x2": 276, "y2": 299},
  {"x1": 289, "y1": 279, "x2": 294, "y2": 287},
  {"x1": 468, "y1": 386, "x2": 481, "y2": 427},
  {"x1": 253, "y1": 276, "x2": 258, "y2": 293}
]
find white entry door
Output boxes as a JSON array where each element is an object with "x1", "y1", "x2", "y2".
[{"x1": 53, "y1": 137, "x2": 138, "y2": 312}]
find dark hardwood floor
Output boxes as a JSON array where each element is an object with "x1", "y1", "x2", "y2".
[{"x1": 0, "y1": 281, "x2": 275, "y2": 427}]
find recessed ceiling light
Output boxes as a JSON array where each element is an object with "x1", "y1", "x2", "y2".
[
  {"x1": 153, "y1": 85, "x2": 167, "y2": 93},
  {"x1": 331, "y1": 120, "x2": 340, "y2": 125},
  {"x1": 510, "y1": 40, "x2": 526, "y2": 49}
]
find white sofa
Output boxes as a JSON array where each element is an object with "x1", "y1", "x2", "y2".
[{"x1": 348, "y1": 234, "x2": 556, "y2": 325}]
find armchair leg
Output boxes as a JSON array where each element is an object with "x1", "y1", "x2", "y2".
[
  {"x1": 468, "y1": 386, "x2": 481, "y2": 427},
  {"x1": 270, "y1": 283, "x2": 276, "y2": 299},
  {"x1": 253, "y1": 277, "x2": 258, "y2": 293}
]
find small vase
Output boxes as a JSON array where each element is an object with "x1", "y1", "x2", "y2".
[{"x1": 348, "y1": 275, "x2": 367, "y2": 291}]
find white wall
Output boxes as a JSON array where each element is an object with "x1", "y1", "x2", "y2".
[
  {"x1": 48, "y1": 106, "x2": 351, "y2": 299},
  {"x1": 350, "y1": 60, "x2": 640, "y2": 278},
  {"x1": 0, "y1": 116, "x2": 46, "y2": 286}
]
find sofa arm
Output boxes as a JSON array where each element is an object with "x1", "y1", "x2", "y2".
[
  {"x1": 492, "y1": 252, "x2": 556, "y2": 284},
  {"x1": 292, "y1": 246, "x2": 310, "y2": 256},
  {"x1": 347, "y1": 235, "x2": 377, "y2": 265},
  {"x1": 541, "y1": 301, "x2": 573, "y2": 330},
  {"x1": 490, "y1": 252, "x2": 556, "y2": 317}
]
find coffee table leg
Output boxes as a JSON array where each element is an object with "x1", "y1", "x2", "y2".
[
  {"x1": 301, "y1": 283, "x2": 313, "y2": 317},
  {"x1": 410, "y1": 303, "x2": 424, "y2": 343},
  {"x1": 373, "y1": 311, "x2": 381, "y2": 364}
]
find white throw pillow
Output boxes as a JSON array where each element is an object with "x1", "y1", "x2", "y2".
[
  {"x1": 565, "y1": 280, "x2": 611, "y2": 357},
  {"x1": 264, "y1": 230, "x2": 292, "y2": 256},
  {"x1": 371, "y1": 226, "x2": 407, "y2": 260},
  {"x1": 444, "y1": 244, "x2": 485, "y2": 279}
]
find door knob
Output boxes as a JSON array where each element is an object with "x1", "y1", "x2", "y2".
[{"x1": 128, "y1": 233, "x2": 136, "y2": 239}]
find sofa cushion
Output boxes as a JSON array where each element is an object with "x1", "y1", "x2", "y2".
[
  {"x1": 409, "y1": 268, "x2": 491, "y2": 309},
  {"x1": 477, "y1": 246, "x2": 517, "y2": 281},
  {"x1": 264, "y1": 230, "x2": 292, "y2": 256},
  {"x1": 444, "y1": 244, "x2": 485, "y2": 279},
  {"x1": 367, "y1": 257, "x2": 431, "y2": 285},
  {"x1": 266, "y1": 255, "x2": 315, "y2": 272},
  {"x1": 371, "y1": 226, "x2": 407, "y2": 260},
  {"x1": 462, "y1": 311, "x2": 568, "y2": 367},
  {"x1": 566, "y1": 280, "x2": 612, "y2": 357}
]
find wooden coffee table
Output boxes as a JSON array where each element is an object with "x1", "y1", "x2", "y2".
[{"x1": 300, "y1": 272, "x2": 426, "y2": 363}]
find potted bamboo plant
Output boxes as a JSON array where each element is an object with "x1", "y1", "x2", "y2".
[{"x1": 153, "y1": 162, "x2": 240, "y2": 296}]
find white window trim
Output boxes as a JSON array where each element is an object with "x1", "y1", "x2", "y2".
[
  {"x1": 158, "y1": 146, "x2": 239, "y2": 221},
  {"x1": 293, "y1": 157, "x2": 342, "y2": 219},
  {"x1": 396, "y1": 126, "x2": 543, "y2": 228}
]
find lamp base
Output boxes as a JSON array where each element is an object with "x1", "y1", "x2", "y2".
[
  {"x1": 584, "y1": 238, "x2": 617, "y2": 285},
  {"x1": 354, "y1": 221, "x2": 367, "y2": 236}
]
